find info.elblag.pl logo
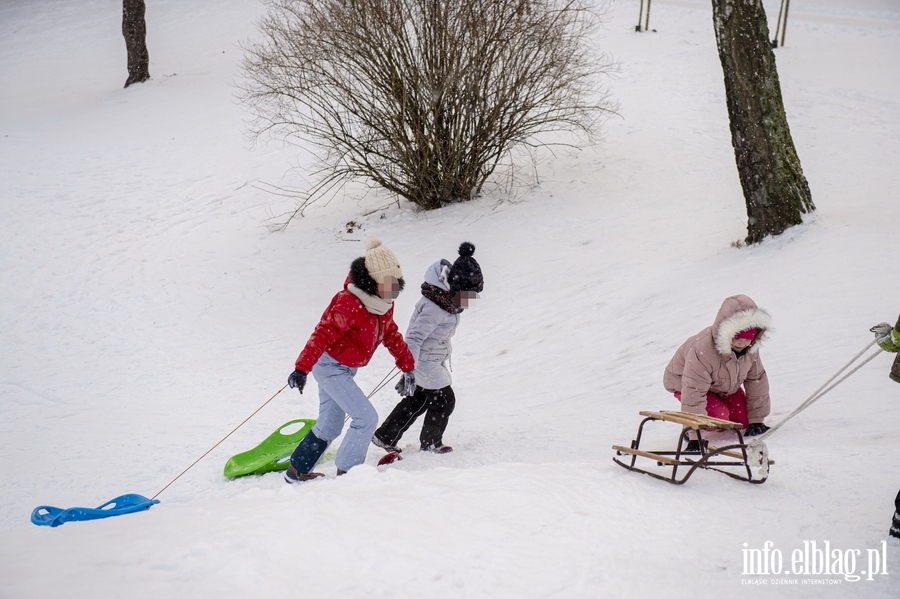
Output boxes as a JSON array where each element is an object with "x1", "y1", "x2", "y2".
[{"x1": 741, "y1": 540, "x2": 890, "y2": 584}]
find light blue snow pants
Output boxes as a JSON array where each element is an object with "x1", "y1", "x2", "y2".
[{"x1": 310, "y1": 353, "x2": 378, "y2": 472}]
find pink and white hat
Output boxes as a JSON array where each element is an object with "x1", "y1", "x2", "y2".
[{"x1": 734, "y1": 328, "x2": 759, "y2": 341}]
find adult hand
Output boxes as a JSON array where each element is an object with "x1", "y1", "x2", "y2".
[
  {"x1": 871, "y1": 323, "x2": 900, "y2": 353},
  {"x1": 395, "y1": 371, "x2": 416, "y2": 397},
  {"x1": 288, "y1": 370, "x2": 307, "y2": 394},
  {"x1": 745, "y1": 422, "x2": 770, "y2": 437}
]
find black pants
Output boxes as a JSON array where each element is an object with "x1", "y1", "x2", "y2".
[
  {"x1": 375, "y1": 385, "x2": 456, "y2": 447},
  {"x1": 892, "y1": 488, "x2": 900, "y2": 538}
]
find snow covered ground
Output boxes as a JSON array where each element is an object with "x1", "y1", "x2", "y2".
[{"x1": 1, "y1": 0, "x2": 899, "y2": 596}]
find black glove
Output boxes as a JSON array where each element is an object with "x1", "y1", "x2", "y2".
[
  {"x1": 288, "y1": 370, "x2": 307, "y2": 394},
  {"x1": 745, "y1": 422, "x2": 770, "y2": 437},
  {"x1": 395, "y1": 371, "x2": 416, "y2": 397}
]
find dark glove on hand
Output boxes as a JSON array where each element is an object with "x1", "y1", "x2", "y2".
[
  {"x1": 395, "y1": 371, "x2": 416, "y2": 397},
  {"x1": 288, "y1": 370, "x2": 307, "y2": 394},
  {"x1": 745, "y1": 422, "x2": 770, "y2": 437},
  {"x1": 871, "y1": 323, "x2": 900, "y2": 352}
]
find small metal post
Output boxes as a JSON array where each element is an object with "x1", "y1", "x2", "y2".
[
  {"x1": 645, "y1": 0, "x2": 652, "y2": 32},
  {"x1": 636, "y1": 0, "x2": 644, "y2": 32},
  {"x1": 773, "y1": 0, "x2": 785, "y2": 47},
  {"x1": 780, "y1": 0, "x2": 791, "y2": 47}
]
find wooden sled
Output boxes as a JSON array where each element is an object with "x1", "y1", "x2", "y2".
[{"x1": 612, "y1": 410, "x2": 773, "y2": 484}]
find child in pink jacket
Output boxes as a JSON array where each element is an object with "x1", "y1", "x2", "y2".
[{"x1": 663, "y1": 295, "x2": 773, "y2": 449}]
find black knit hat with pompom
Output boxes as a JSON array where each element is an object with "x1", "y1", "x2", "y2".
[{"x1": 448, "y1": 242, "x2": 483, "y2": 293}]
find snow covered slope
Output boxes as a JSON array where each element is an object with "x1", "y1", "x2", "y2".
[{"x1": 1, "y1": 0, "x2": 898, "y2": 596}]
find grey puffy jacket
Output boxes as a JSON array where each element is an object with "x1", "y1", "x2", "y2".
[{"x1": 405, "y1": 260, "x2": 461, "y2": 389}]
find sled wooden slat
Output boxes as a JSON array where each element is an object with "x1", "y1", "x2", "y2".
[
  {"x1": 637, "y1": 410, "x2": 712, "y2": 430},
  {"x1": 612, "y1": 445, "x2": 680, "y2": 465},
  {"x1": 638, "y1": 410, "x2": 699, "y2": 427},
  {"x1": 639, "y1": 410, "x2": 743, "y2": 430},
  {"x1": 661, "y1": 410, "x2": 745, "y2": 430}
]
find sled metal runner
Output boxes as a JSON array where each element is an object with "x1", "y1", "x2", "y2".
[{"x1": 612, "y1": 411, "x2": 772, "y2": 484}]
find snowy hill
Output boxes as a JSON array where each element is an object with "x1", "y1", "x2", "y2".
[{"x1": 1, "y1": 0, "x2": 899, "y2": 597}]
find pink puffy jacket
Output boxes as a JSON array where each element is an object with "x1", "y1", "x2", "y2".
[{"x1": 663, "y1": 295, "x2": 773, "y2": 424}]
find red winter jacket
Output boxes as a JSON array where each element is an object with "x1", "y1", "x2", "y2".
[{"x1": 295, "y1": 277, "x2": 415, "y2": 374}]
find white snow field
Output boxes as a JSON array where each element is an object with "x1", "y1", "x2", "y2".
[{"x1": 1, "y1": 0, "x2": 899, "y2": 597}]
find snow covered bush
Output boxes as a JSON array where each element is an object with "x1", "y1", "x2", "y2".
[{"x1": 239, "y1": 0, "x2": 616, "y2": 223}]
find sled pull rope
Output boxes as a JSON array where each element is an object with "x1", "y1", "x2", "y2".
[
  {"x1": 368, "y1": 367, "x2": 400, "y2": 399},
  {"x1": 155, "y1": 368, "x2": 401, "y2": 498},
  {"x1": 753, "y1": 339, "x2": 883, "y2": 444},
  {"x1": 151, "y1": 383, "x2": 289, "y2": 500},
  {"x1": 340, "y1": 367, "x2": 401, "y2": 425}
]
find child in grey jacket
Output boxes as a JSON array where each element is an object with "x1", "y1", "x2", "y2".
[{"x1": 373, "y1": 242, "x2": 483, "y2": 453}]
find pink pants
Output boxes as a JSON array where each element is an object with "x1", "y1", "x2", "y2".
[{"x1": 674, "y1": 388, "x2": 749, "y2": 427}]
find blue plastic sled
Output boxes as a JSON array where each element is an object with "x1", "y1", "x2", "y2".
[{"x1": 31, "y1": 493, "x2": 159, "y2": 527}]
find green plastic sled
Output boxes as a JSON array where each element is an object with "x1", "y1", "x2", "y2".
[{"x1": 224, "y1": 419, "x2": 316, "y2": 478}]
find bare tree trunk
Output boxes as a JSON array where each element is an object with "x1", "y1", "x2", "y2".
[
  {"x1": 123, "y1": 0, "x2": 150, "y2": 88},
  {"x1": 711, "y1": 0, "x2": 814, "y2": 244}
]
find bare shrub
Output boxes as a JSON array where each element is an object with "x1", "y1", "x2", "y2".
[{"x1": 240, "y1": 0, "x2": 616, "y2": 225}]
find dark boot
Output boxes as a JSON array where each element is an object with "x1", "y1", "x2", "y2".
[
  {"x1": 421, "y1": 442, "x2": 453, "y2": 454},
  {"x1": 684, "y1": 439, "x2": 708, "y2": 452},
  {"x1": 682, "y1": 430, "x2": 708, "y2": 453},
  {"x1": 891, "y1": 511, "x2": 900, "y2": 539},
  {"x1": 371, "y1": 435, "x2": 402, "y2": 453},
  {"x1": 418, "y1": 386, "x2": 456, "y2": 449},
  {"x1": 284, "y1": 464, "x2": 325, "y2": 484},
  {"x1": 288, "y1": 430, "x2": 328, "y2": 477}
]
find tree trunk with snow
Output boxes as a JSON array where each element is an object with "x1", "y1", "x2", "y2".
[
  {"x1": 122, "y1": 0, "x2": 150, "y2": 88},
  {"x1": 711, "y1": 0, "x2": 814, "y2": 244}
]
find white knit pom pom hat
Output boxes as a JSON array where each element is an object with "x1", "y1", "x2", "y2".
[{"x1": 364, "y1": 237, "x2": 403, "y2": 284}]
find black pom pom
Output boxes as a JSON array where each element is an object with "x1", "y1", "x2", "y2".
[{"x1": 458, "y1": 242, "x2": 475, "y2": 257}]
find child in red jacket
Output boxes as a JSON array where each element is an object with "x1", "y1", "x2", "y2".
[{"x1": 284, "y1": 238, "x2": 415, "y2": 482}]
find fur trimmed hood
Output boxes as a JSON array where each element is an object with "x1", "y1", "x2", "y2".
[
  {"x1": 711, "y1": 295, "x2": 773, "y2": 355},
  {"x1": 663, "y1": 294, "x2": 773, "y2": 424}
]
